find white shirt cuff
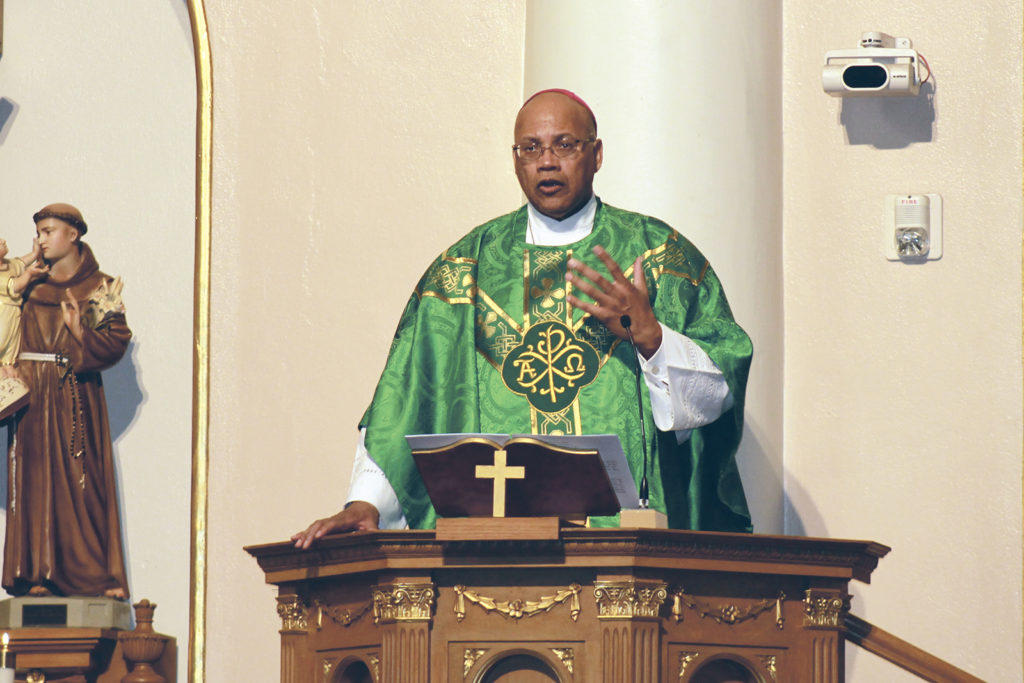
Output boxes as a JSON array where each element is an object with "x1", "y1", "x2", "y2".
[
  {"x1": 344, "y1": 428, "x2": 408, "y2": 529},
  {"x1": 636, "y1": 322, "x2": 732, "y2": 438}
]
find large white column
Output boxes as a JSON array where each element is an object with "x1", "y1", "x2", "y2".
[{"x1": 524, "y1": 1, "x2": 784, "y2": 531}]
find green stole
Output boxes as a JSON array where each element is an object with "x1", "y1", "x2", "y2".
[{"x1": 362, "y1": 201, "x2": 753, "y2": 532}]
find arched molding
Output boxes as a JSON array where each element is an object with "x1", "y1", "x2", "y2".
[
  {"x1": 472, "y1": 647, "x2": 567, "y2": 683},
  {"x1": 686, "y1": 653, "x2": 765, "y2": 683},
  {"x1": 332, "y1": 655, "x2": 377, "y2": 683},
  {"x1": 185, "y1": 2, "x2": 213, "y2": 682}
]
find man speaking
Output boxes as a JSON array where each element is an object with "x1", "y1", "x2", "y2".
[{"x1": 294, "y1": 89, "x2": 752, "y2": 546}]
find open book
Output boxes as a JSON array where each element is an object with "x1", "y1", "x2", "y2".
[{"x1": 407, "y1": 433, "x2": 640, "y2": 518}]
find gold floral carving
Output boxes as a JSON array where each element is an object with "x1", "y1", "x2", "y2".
[
  {"x1": 453, "y1": 583, "x2": 582, "y2": 622},
  {"x1": 276, "y1": 594, "x2": 309, "y2": 633},
  {"x1": 593, "y1": 580, "x2": 668, "y2": 619},
  {"x1": 669, "y1": 587, "x2": 785, "y2": 629},
  {"x1": 322, "y1": 659, "x2": 335, "y2": 682},
  {"x1": 372, "y1": 583, "x2": 436, "y2": 623},
  {"x1": 26, "y1": 672, "x2": 45, "y2": 683},
  {"x1": 803, "y1": 589, "x2": 850, "y2": 628},
  {"x1": 677, "y1": 651, "x2": 700, "y2": 678},
  {"x1": 551, "y1": 648, "x2": 575, "y2": 674},
  {"x1": 758, "y1": 654, "x2": 778, "y2": 682},
  {"x1": 463, "y1": 648, "x2": 488, "y2": 678},
  {"x1": 367, "y1": 653, "x2": 380, "y2": 681},
  {"x1": 313, "y1": 598, "x2": 373, "y2": 629}
]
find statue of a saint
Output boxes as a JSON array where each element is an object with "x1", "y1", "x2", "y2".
[{"x1": 2, "y1": 203, "x2": 132, "y2": 599}]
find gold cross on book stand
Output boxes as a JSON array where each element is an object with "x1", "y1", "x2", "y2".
[{"x1": 475, "y1": 449, "x2": 525, "y2": 517}]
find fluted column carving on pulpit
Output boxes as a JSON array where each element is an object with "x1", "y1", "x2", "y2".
[
  {"x1": 373, "y1": 582, "x2": 435, "y2": 683},
  {"x1": 593, "y1": 579, "x2": 666, "y2": 683},
  {"x1": 802, "y1": 588, "x2": 850, "y2": 682},
  {"x1": 276, "y1": 593, "x2": 310, "y2": 683}
]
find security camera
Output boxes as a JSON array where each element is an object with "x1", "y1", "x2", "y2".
[{"x1": 822, "y1": 32, "x2": 925, "y2": 97}]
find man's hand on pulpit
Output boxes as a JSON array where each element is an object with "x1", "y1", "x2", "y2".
[{"x1": 291, "y1": 501, "x2": 381, "y2": 549}]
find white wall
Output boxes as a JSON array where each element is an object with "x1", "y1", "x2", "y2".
[
  {"x1": 782, "y1": 2, "x2": 1023, "y2": 680},
  {"x1": 0, "y1": 1, "x2": 196, "y2": 677}
]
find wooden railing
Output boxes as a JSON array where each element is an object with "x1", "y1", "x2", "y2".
[{"x1": 845, "y1": 613, "x2": 986, "y2": 682}]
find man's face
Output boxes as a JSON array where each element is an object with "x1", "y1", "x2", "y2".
[
  {"x1": 35, "y1": 218, "x2": 78, "y2": 262},
  {"x1": 0, "y1": 239, "x2": 8, "y2": 261},
  {"x1": 513, "y1": 93, "x2": 602, "y2": 220}
]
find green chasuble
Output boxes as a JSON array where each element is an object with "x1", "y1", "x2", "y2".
[{"x1": 362, "y1": 201, "x2": 753, "y2": 532}]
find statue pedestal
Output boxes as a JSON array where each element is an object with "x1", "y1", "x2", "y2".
[
  {"x1": 6, "y1": 627, "x2": 117, "y2": 683},
  {"x1": 0, "y1": 600, "x2": 175, "y2": 683},
  {"x1": 0, "y1": 598, "x2": 131, "y2": 630}
]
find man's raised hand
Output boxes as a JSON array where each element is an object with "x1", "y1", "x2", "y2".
[{"x1": 565, "y1": 245, "x2": 662, "y2": 358}]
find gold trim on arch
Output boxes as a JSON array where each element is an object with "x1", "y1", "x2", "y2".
[{"x1": 186, "y1": 1, "x2": 211, "y2": 682}]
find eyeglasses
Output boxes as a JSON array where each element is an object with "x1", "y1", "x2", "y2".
[{"x1": 512, "y1": 136, "x2": 595, "y2": 162}]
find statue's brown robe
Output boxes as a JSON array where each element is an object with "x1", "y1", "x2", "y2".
[{"x1": 3, "y1": 243, "x2": 132, "y2": 597}]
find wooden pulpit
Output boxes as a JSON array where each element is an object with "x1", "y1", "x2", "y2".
[{"x1": 246, "y1": 528, "x2": 889, "y2": 682}]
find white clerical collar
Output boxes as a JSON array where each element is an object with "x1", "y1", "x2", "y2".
[{"x1": 525, "y1": 194, "x2": 597, "y2": 246}]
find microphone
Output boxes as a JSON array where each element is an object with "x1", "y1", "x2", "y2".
[{"x1": 620, "y1": 315, "x2": 649, "y2": 509}]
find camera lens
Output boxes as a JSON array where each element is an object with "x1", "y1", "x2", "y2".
[{"x1": 842, "y1": 65, "x2": 888, "y2": 89}]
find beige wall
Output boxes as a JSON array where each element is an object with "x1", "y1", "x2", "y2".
[
  {"x1": 206, "y1": 3, "x2": 526, "y2": 680},
  {"x1": 0, "y1": 1, "x2": 197, "y2": 677},
  {"x1": 215, "y1": 1, "x2": 1022, "y2": 680},
  {"x1": 783, "y1": 2, "x2": 1023, "y2": 680}
]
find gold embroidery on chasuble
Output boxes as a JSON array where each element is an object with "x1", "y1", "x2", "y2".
[
  {"x1": 643, "y1": 234, "x2": 709, "y2": 287},
  {"x1": 470, "y1": 241, "x2": 698, "y2": 437},
  {"x1": 512, "y1": 249, "x2": 594, "y2": 434},
  {"x1": 502, "y1": 321, "x2": 599, "y2": 415},
  {"x1": 416, "y1": 253, "x2": 478, "y2": 304},
  {"x1": 479, "y1": 249, "x2": 604, "y2": 436}
]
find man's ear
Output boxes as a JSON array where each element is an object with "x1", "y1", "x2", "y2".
[{"x1": 593, "y1": 138, "x2": 603, "y2": 172}]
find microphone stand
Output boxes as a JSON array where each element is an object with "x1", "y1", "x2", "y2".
[
  {"x1": 618, "y1": 315, "x2": 667, "y2": 529},
  {"x1": 620, "y1": 315, "x2": 649, "y2": 510}
]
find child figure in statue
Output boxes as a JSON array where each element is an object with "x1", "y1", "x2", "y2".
[
  {"x1": 2, "y1": 204, "x2": 132, "y2": 599},
  {"x1": 0, "y1": 238, "x2": 48, "y2": 420}
]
